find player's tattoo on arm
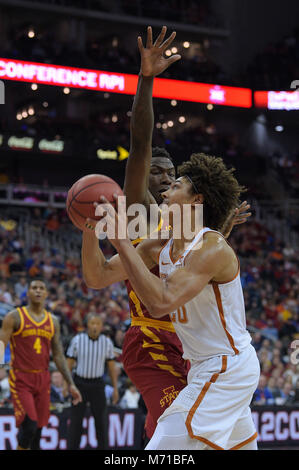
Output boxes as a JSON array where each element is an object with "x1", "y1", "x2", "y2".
[
  {"x1": 12, "y1": 309, "x2": 21, "y2": 331},
  {"x1": 51, "y1": 316, "x2": 74, "y2": 386}
]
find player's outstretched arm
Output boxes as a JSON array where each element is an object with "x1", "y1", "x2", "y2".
[
  {"x1": 115, "y1": 234, "x2": 237, "y2": 318},
  {"x1": 81, "y1": 227, "x2": 128, "y2": 289},
  {"x1": 99, "y1": 198, "x2": 239, "y2": 318},
  {"x1": 123, "y1": 26, "x2": 181, "y2": 209},
  {"x1": 82, "y1": 197, "x2": 157, "y2": 289},
  {"x1": 51, "y1": 316, "x2": 82, "y2": 405}
]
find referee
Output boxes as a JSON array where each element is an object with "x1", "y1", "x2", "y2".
[{"x1": 66, "y1": 312, "x2": 119, "y2": 450}]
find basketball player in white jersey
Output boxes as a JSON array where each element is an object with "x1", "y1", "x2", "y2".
[{"x1": 89, "y1": 152, "x2": 260, "y2": 450}]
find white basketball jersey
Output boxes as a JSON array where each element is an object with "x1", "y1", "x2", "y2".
[{"x1": 159, "y1": 227, "x2": 252, "y2": 362}]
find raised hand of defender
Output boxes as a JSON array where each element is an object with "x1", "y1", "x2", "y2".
[
  {"x1": 222, "y1": 201, "x2": 252, "y2": 239},
  {"x1": 138, "y1": 26, "x2": 181, "y2": 77}
]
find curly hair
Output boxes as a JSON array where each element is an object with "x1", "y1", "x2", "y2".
[
  {"x1": 177, "y1": 153, "x2": 246, "y2": 230},
  {"x1": 152, "y1": 147, "x2": 173, "y2": 162}
]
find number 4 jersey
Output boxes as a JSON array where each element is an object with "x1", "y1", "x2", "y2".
[{"x1": 10, "y1": 307, "x2": 55, "y2": 372}]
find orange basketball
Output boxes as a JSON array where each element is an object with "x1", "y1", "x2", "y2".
[{"x1": 66, "y1": 174, "x2": 123, "y2": 231}]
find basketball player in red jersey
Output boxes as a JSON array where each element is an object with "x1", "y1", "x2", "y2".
[
  {"x1": 82, "y1": 27, "x2": 251, "y2": 440},
  {"x1": 0, "y1": 279, "x2": 82, "y2": 450}
]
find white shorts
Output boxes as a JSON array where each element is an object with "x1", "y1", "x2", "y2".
[{"x1": 146, "y1": 344, "x2": 260, "y2": 450}]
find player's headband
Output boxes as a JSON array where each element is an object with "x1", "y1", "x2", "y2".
[{"x1": 184, "y1": 174, "x2": 200, "y2": 194}]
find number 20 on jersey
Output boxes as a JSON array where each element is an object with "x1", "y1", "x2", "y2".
[{"x1": 170, "y1": 306, "x2": 188, "y2": 324}]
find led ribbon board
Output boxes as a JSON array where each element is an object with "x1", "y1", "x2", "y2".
[
  {"x1": 0, "y1": 58, "x2": 252, "y2": 108},
  {"x1": 254, "y1": 90, "x2": 299, "y2": 110}
]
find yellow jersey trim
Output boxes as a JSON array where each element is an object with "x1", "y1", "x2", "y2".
[
  {"x1": 23, "y1": 307, "x2": 49, "y2": 327},
  {"x1": 131, "y1": 316, "x2": 175, "y2": 333},
  {"x1": 131, "y1": 211, "x2": 164, "y2": 246}
]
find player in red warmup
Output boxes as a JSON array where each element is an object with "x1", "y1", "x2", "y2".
[
  {"x1": 82, "y1": 26, "x2": 251, "y2": 441},
  {"x1": 0, "y1": 279, "x2": 82, "y2": 450}
]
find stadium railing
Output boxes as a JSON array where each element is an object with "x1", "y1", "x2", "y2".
[{"x1": 252, "y1": 198, "x2": 299, "y2": 248}]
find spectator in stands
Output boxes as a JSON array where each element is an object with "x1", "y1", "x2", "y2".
[
  {"x1": 252, "y1": 374, "x2": 275, "y2": 405},
  {"x1": 279, "y1": 314, "x2": 298, "y2": 342},
  {"x1": 283, "y1": 363, "x2": 299, "y2": 387},
  {"x1": 251, "y1": 331, "x2": 263, "y2": 352},
  {"x1": 41, "y1": 257, "x2": 55, "y2": 278},
  {"x1": 28, "y1": 260, "x2": 41, "y2": 278},
  {"x1": 272, "y1": 376, "x2": 286, "y2": 405},
  {"x1": 14, "y1": 276, "x2": 28, "y2": 299},
  {"x1": 279, "y1": 382, "x2": 295, "y2": 405},
  {"x1": 69, "y1": 308, "x2": 84, "y2": 333},
  {"x1": 0, "y1": 368, "x2": 10, "y2": 403},
  {"x1": 271, "y1": 347, "x2": 283, "y2": 364},
  {"x1": 114, "y1": 326, "x2": 126, "y2": 349},
  {"x1": 51, "y1": 254, "x2": 65, "y2": 270},
  {"x1": 50, "y1": 370, "x2": 70, "y2": 404},
  {"x1": 0, "y1": 254, "x2": 9, "y2": 278},
  {"x1": 8, "y1": 253, "x2": 26, "y2": 277},
  {"x1": 261, "y1": 319, "x2": 279, "y2": 341},
  {"x1": 119, "y1": 380, "x2": 141, "y2": 409},
  {"x1": 293, "y1": 378, "x2": 299, "y2": 404},
  {"x1": 266, "y1": 377, "x2": 280, "y2": 400},
  {"x1": 0, "y1": 282, "x2": 14, "y2": 305},
  {"x1": 104, "y1": 383, "x2": 116, "y2": 405},
  {"x1": 260, "y1": 360, "x2": 272, "y2": 378},
  {"x1": 271, "y1": 367, "x2": 283, "y2": 382},
  {"x1": 46, "y1": 214, "x2": 60, "y2": 232}
]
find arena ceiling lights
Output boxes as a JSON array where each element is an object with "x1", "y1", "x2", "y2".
[{"x1": 0, "y1": 58, "x2": 252, "y2": 108}]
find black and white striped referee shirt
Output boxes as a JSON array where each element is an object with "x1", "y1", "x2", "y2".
[{"x1": 66, "y1": 332, "x2": 115, "y2": 379}]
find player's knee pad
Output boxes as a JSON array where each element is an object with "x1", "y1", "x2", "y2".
[{"x1": 18, "y1": 415, "x2": 38, "y2": 449}]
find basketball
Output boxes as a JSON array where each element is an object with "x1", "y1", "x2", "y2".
[{"x1": 66, "y1": 174, "x2": 123, "y2": 231}]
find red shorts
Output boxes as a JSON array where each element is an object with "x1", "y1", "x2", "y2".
[
  {"x1": 9, "y1": 369, "x2": 51, "y2": 428},
  {"x1": 122, "y1": 326, "x2": 189, "y2": 438}
]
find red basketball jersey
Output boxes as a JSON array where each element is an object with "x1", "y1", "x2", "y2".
[
  {"x1": 10, "y1": 307, "x2": 55, "y2": 372},
  {"x1": 125, "y1": 266, "x2": 174, "y2": 325},
  {"x1": 125, "y1": 217, "x2": 183, "y2": 344}
]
